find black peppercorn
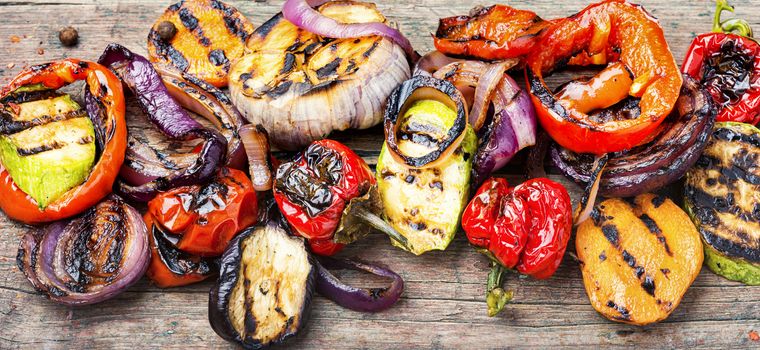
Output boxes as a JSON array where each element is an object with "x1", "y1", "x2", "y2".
[
  {"x1": 157, "y1": 21, "x2": 177, "y2": 42},
  {"x1": 58, "y1": 26, "x2": 78, "y2": 47}
]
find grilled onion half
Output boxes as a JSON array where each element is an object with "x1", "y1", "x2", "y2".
[{"x1": 228, "y1": 0, "x2": 410, "y2": 150}]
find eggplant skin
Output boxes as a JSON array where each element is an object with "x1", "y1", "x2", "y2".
[
  {"x1": 684, "y1": 122, "x2": 760, "y2": 285},
  {"x1": 209, "y1": 223, "x2": 316, "y2": 349}
]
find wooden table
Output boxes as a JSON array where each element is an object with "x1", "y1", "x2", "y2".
[{"x1": 0, "y1": 0, "x2": 758, "y2": 348}]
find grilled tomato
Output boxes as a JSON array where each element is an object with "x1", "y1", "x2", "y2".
[
  {"x1": 147, "y1": 0, "x2": 255, "y2": 87},
  {"x1": 576, "y1": 194, "x2": 703, "y2": 325}
]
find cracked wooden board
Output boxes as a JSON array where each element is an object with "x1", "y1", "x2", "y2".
[{"x1": 0, "y1": 0, "x2": 758, "y2": 348}]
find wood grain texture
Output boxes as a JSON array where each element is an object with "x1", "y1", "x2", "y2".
[{"x1": 0, "y1": 0, "x2": 759, "y2": 349}]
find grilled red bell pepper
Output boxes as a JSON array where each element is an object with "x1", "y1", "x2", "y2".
[
  {"x1": 274, "y1": 139, "x2": 406, "y2": 256},
  {"x1": 525, "y1": 0, "x2": 682, "y2": 154},
  {"x1": 146, "y1": 167, "x2": 258, "y2": 257},
  {"x1": 462, "y1": 177, "x2": 573, "y2": 279},
  {"x1": 0, "y1": 59, "x2": 127, "y2": 224},
  {"x1": 682, "y1": 0, "x2": 760, "y2": 125}
]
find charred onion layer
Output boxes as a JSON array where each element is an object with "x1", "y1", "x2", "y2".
[{"x1": 16, "y1": 196, "x2": 149, "y2": 306}]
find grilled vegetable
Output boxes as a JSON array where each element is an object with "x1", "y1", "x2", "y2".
[
  {"x1": 145, "y1": 214, "x2": 218, "y2": 288},
  {"x1": 526, "y1": 0, "x2": 683, "y2": 154},
  {"x1": 684, "y1": 122, "x2": 760, "y2": 285},
  {"x1": 682, "y1": 0, "x2": 760, "y2": 125},
  {"x1": 145, "y1": 168, "x2": 257, "y2": 257},
  {"x1": 552, "y1": 74, "x2": 718, "y2": 197},
  {"x1": 209, "y1": 223, "x2": 315, "y2": 349},
  {"x1": 433, "y1": 5, "x2": 550, "y2": 60},
  {"x1": 16, "y1": 196, "x2": 150, "y2": 306},
  {"x1": 0, "y1": 59, "x2": 126, "y2": 224},
  {"x1": 577, "y1": 194, "x2": 703, "y2": 325},
  {"x1": 147, "y1": 0, "x2": 255, "y2": 87},
  {"x1": 315, "y1": 256, "x2": 404, "y2": 312},
  {"x1": 228, "y1": 0, "x2": 410, "y2": 150},
  {"x1": 377, "y1": 76, "x2": 477, "y2": 254}
]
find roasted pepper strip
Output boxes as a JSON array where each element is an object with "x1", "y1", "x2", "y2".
[
  {"x1": 526, "y1": 0, "x2": 682, "y2": 154},
  {"x1": 274, "y1": 140, "x2": 376, "y2": 256},
  {"x1": 462, "y1": 178, "x2": 573, "y2": 279},
  {"x1": 0, "y1": 59, "x2": 126, "y2": 224},
  {"x1": 433, "y1": 5, "x2": 550, "y2": 60},
  {"x1": 146, "y1": 167, "x2": 258, "y2": 257},
  {"x1": 682, "y1": 0, "x2": 760, "y2": 125}
]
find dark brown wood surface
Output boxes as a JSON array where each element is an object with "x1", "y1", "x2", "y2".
[{"x1": 0, "y1": 0, "x2": 758, "y2": 349}]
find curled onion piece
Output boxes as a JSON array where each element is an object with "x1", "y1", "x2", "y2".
[
  {"x1": 551, "y1": 74, "x2": 717, "y2": 197},
  {"x1": 239, "y1": 124, "x2": 273, "y2": 192},
  {"x1": 316, "y1": 256, "x2": 404, "y2": 312},
  {"x1": 16, "y1": 196, "x2": 149, "y2": 306},
  {"x1": 282, "y1": 0, "x2": 417, "y2": 61},
  {"x1": 384, "y1": 75, "x2": 468, "y2": 168},
  {"x1": 413, "y1": 51, "x2": 462, "y2": 77},
  {"x1": 574, "y1": 154, "x2": 608, "y2": 226},
  {"x1": 98, "y1": 43, "x2": 227, "y2": 202}
]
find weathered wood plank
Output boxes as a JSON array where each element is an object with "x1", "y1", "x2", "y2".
[{"x1": 0, "y1": 0, "x2": 758, "y2": 349}]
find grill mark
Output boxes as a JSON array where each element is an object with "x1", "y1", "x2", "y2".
[
  {"x1": 0, "y1": 109, "x2": 86, "y2": 135},
  {"x1": 685, "y1": 185, "x2": 757, "y2": 224},
  {"x1": 16, "y1": 140, "x2": 67, "y2": 156},
  {"x1": 253, "y1": 14, "x2": 281, "y2": 38},
  {"x1": 363, "y1": 40, "x2": 380, "y2": 58},
  {"x1": 148, "y1": 31, "x2": 190, "y2": 71},
  {"x1": 601, "y1": 225, "x2": 620, "y2": 248},
  {"x1": 712, "y1": 126, "x2": 760, "y2": 148},
  {"x1": 280, "y1": 53, "x2": 296, "y2": 75},
  {"x1": 638, "y1": 214, "x2": 673, "y2": 256},
  {"x1": 651, "y1": 195, "x2": 666, "y2": 208},
  {"x1": 606, "y1": 300, "x2": 631, "y2": 321},
  {"x1": 701, "y1": 227, "x2": 760, "y2": 263},
  {"x1": 208, "y1": 49, "x2": 229, "y2": 67},
  {"x1": 178, "y1": 7, "x2": 199, "y2": 31},
  {"x1": 316, "y1": 58, "x2": 342, "y2": 79},
  {"x1": 0, "y1": 89, "x2": 60, "y2": 105},
  {"x1": 212, "y1": 0, "x2": 251, "y2": 42}
]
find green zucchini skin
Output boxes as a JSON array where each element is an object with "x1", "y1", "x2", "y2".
[{"x1": 684, "y1": 122, "x2": 760, "y2": 285}]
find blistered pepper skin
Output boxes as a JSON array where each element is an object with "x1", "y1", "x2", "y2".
[
  {"x1": 274, "y1": 140, "x2": 375, "y2": 256},
  {"x1": 462, "y1": 178, "x2": 573, "y2": 280}
]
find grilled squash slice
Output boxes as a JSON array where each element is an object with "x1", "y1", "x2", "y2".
[
  {"x1": 228, "y1": 1, "x2": 410, "y2": 150},
  {"x1": 576, "y1": 194, "x2": 703, "y2": 325},
  {"x1": 0, "y1": 90, "x2": 96, "y2": 209},
  {"x1": 685, "y1": 122, "x2": 760, "y2": 285},
  {"x1": 147, "y1": 0, "x2": 255, "y2": 87}
]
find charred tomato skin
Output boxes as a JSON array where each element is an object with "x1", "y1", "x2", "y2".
[
  {"x1": 209, "y1": 224, "x2": 317, "y2": 349},
  {"x1": 682, "y1": 32, "x2": 760, "y2": 125}
]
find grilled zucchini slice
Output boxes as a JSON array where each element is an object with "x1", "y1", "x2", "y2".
[
  {"x1": 147, "y1": 0, "x2": 255, "y2": 87},
  {"x1": 0, "y1": 91, "x2": 96, "y2": 209},
  {"x1": 376, "y1": 100, "x2": 477, "y2": 255},
  {"x1": 684, "y1": 122, "x2": 760, "y2": 285},
  {"x1": 576, "y1": 194, "x2": 703, "y2": 325}
]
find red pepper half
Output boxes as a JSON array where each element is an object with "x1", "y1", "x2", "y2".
[
  {"x1": 273, "y1": 139, "x2": 406, "y2": 256},
  {"x1": 146, "y1": 167, "x2": 258, "y2": 257},
  {"x1": 0, "y1": 59, "x2": 127, "y2": 224},
  {"x1": 462, "y1": 178, "x2": 573, "y2": 279},
  {"x1": 682, "y1": 0, "x2": 760, "y2": 125}
]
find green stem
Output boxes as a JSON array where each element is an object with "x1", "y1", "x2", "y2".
[
  {"x1": 485, "y1": 262, "x2": 513, "y2": 317},
  {"x1": 355, "y1": 207, "x2": 411, "y2": 251},
  {"x1": 712, "y1": 0, "x2": 753, "y2": 37}
]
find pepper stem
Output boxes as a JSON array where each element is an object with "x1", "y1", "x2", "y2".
[
  {"x1": 485, "y1": 262, "x2": 513, "y2": 317},
  {"x1": 353, "y1": 206, "x2": 412, "y2": 251},
  {"x1": 712, "y1": 0, "x2": 753, "y2": 37}
]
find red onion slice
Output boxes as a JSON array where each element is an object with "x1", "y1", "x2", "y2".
[
  {"x1": 469, "y1": 60, "x2": 514, "y2": 131},
  {"x1": 315, "y1": 256, "x2": 404, "y2": 312},
  {"x1": 282, "y1": 0, "x2": 417, "y2": 61},
  {"x1": 16, "y1": 196, "x2": 149, "y2": 306},
  {"x1": 239, "y1": 124, "x2": 273, "y2": 191},
  {"x1": 413, "y1": 51, "x2": 462, "y2": 77}
]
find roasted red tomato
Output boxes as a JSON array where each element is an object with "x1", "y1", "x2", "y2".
[
  {"x1": 273, "y1": 140, "x2": 375, "y2": 256},
  {"x1": 434, "y1": 5, "x2": 550, "y2": 60},
  {"x1": 525, "y1": 0, "x2": 682, "y2": 154},
  {"x1": 146, "y1": 167, "x2": 257, "y2": 257},
  {"x1": 462, "y1": 177, "x2": 573, "y2": 279},
  {"x1": 682, "y1": 0, "x2": 760, "y2": 125}
]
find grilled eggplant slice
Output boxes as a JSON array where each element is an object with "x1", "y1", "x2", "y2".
[
  {"x1": 147, "y1": 0, "x2": 255, "y2": 87},
  {"x1": 228, "y1": 0, "x2": 410, "y2": 150},
  {"x1": 576, "y1": 194, "x2": 703, "y2": 325},
  {"x1": 209, "y1": 223, "x2": 315, "y2": 349},
  {"x1": 685, "y1": 122, "x2": 760, "y2": 285},
  {"x1": 0, "y1": 90, "x2": 96, "y2": 209},
  {"x1": 376, "y1": 77, "x2": 477, "y2": 255}
]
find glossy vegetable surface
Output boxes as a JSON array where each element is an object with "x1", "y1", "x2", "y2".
[
  {"x1": 684, "y1": 122, "x2": 760, "y2": 285},
  {"x1": 577, "y1": 194, "x2": 703, "y2": 325},
  {"x1": 315, "y1": 256, "x2": 404, "y2": 312},
  {"x1": 147, "y1": 0, "x2": 255, "y2": 87},
  {"x1": 0, "y1": 59, "x2": 126, "y2": 224},
  {"x1": 526, "y1": 0, "x2": 682, "y2": 154}
]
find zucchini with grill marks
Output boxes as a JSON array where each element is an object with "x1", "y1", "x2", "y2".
[
  {"x1": 685, "y1": 122, "x2": 760, "y2": 285},
  {"x1": 576, "y1": 194, "x2": 703, "y2": 325},
  {"x1": 0, "y1": 92, "x2": 96, "y2": 209}
]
